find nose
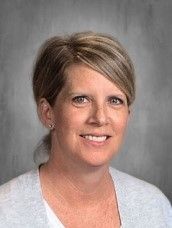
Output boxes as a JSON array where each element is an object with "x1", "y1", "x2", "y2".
[{"x1": 87, "y1": 103, "x2": 109, "y2": 126}]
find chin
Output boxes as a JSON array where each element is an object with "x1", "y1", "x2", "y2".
[
  {"x1": 79, "y1": 151, "x2": 115, "y2": 168},
  {"x1": 77, "y1": 137, "x2": 121, "y2": 167}
]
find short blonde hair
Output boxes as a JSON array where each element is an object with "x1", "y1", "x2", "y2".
[{"x1": 33, "y1": 31, "x2": 135, "y2": 106}]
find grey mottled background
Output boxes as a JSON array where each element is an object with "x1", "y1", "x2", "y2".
[{"x1": 0, "y1": 0, "x2": 172, "y2": 202}]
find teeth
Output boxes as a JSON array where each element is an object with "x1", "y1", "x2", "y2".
[{"x1": 83, "y1": 135, "x2": 107, "y2": 142}]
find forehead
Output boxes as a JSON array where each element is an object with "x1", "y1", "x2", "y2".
[{"x1": 63, "y1": 64, "x2": 125, "y2": 95}]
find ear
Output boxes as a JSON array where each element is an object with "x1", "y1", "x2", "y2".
[{"x1": 37, "y1": 98, "x2": 55, "y2": 128}]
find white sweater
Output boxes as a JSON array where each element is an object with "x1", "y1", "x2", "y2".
[{"x1": 0, "y1": 167, "x2": 171, "y2": 227}]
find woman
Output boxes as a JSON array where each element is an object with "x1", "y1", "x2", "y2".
[{"x1": 0, "y1": 32, "x2": 171, "y2": 228}]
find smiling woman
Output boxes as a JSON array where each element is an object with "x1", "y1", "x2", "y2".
[
  {"x1": 43, "y1": 64, "x2": 129, "y2": 170},
  {"x1": 0, "y1": 32, "x2": 171, "y2": 227}
]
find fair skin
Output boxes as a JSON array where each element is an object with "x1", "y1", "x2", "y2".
[{"x1": 38, "y1": 64, "x2": 130, "y2": 227}]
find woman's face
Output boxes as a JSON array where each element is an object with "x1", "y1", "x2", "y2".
[{"x1": 51, "y1": 64, "x2": 129, "y2": 167}]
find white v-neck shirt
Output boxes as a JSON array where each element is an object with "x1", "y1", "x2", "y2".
[
  {"x1": 44, "y1": 199, "x2": 122, "y2": 228},
  {"x1": 44, "y1": 199, "x2": 65, "y2": 228}
]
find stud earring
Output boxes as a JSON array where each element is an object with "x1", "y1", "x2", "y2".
[{"x1": 48, "y1": 123, "x2": 55, "y2": 130}]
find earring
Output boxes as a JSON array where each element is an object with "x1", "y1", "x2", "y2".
[{"x1": 48, "y1": 123, "x2": 55, "y2": 130}]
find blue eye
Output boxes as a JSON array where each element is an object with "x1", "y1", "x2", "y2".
[
  {"x1": 109, "y1": 97, "x2": 124, "y2": 105},
  {"x1": 72, "y1": 96, "x2": 89, "y2": 104}
]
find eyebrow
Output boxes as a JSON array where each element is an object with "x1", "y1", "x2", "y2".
[
  {"x1": 67, "y1": 92, "x2": 90, "y2": 96},
  {"x1": 67, "y1": 92, "x2": 127, "y2": 100}
]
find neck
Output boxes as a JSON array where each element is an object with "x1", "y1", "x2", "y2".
[{"x1": 39, "y1": 153, "x2": 114, "y2": 208}]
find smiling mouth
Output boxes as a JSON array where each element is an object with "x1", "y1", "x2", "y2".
[{"x1": 80, "y1": 135, "x2": 111, "y2": 142}]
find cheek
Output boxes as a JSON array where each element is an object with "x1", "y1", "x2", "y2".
[
  {"x1": 54, "y1": 107, "x2": 87, "y2": 131},
  {"x1": 113, "y1": 111, "x2": 129, "y2": 134}
]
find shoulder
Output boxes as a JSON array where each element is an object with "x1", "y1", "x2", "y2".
[
  {"x1": 0, "y1": 169, "x2": 48, "y2": 227},
  {"x1": 109, "y1": 166, "x2": 171, "y2": 205},
  {"x1": 0, "y1": 169, "x2": 38, "y2": 202},
  {"x1": 110, "y1": 167, "x2": 165, "y2": 194},
  {"x1": 109, "y1": 167, "x2": 172, "y2": 226}
]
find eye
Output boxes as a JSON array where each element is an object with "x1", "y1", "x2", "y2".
[
  {"x1": 72, "y1": 96, "x2": 89, "y2": 105},
  {"x1": 109, "y1": 96, "x2": 124, "y2": 105}
]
